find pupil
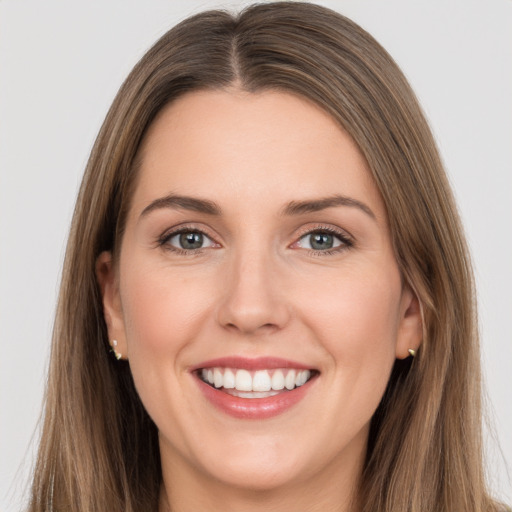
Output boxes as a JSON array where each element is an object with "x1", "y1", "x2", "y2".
[
  {"x1": 310, "y1": 233, "x2": 333, "y2": 250},
  {"x1": 180, "y1": 232, "x2": 203, "y2": 249}
]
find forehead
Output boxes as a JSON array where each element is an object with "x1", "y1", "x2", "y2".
[{"x1": 130, "y1": 89, "x2": 386, "y2": 222}]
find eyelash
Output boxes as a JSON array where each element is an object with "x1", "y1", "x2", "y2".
[
  {"x1": 157, "y1": 224, "x2": 354, "y2": 257},
  {"x1": 157, "y1": 226, "x2": 217, "y2": 256},
  {"x1": 294, "y1": 225, "x2": 353, "y2": 256}
]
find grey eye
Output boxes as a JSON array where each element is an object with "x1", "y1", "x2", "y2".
[
  {"x1": 297, "y1": 231, "x2": 343, "y2": 251},
  {"x1": 179, "y1": 232, "x2": 204, "y2": 249},
  {"x1": 310, "y1": 233, "x2": 335, "y2": 250},
  {"x1": 167, "y1": 230, "x2": 216, "y2": 251}
]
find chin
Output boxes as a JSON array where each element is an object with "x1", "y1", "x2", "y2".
[
  {"x1": 161, "y1": 427, "x2": 311, "y2": 492},
  {"x1": 203, "y1": 454, "x2": 306, "y2": 491}
]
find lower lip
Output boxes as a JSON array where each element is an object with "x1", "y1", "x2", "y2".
[{"x1": 195, "y1": 374, "x2": 317, "y2": 419}]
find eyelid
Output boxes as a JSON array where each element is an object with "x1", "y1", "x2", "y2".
[
  {"x1": 294, "y1": 223, "x2": 352, "y2": 239},
  {"x1": 157, "y1": 223, "x2": 222, "y2": 252},
  {"x1": 297, "y1": 222, "x2": 353, "y2": 240},
  {"x1": 290, "y1": 224, "x2": 354, "y2": 254}
]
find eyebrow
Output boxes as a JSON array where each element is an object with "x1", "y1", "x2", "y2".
[
  {"x1": 140, "y1": 194, "x2": 222, "y2": 218},
  {"x1": 282, "y1": 195, "x2": 376, "y2": 220},
  {"x1": 139, "y1": 193, "x2": 376, "y2": 220}
]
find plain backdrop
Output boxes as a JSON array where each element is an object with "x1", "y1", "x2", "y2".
[{"x1": 1, "y1": 1, "x2": 511, "y2": 510}]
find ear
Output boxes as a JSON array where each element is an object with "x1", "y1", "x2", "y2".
[
  {"x1": 395, "y1": 284, "x2": 423, "y2": 360},
  {"x1": 96, "y1": 251, "x2": 128, "y2": 360}
]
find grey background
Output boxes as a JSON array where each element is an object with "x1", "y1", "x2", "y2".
[{"x1": 1, "y1": 1, "x2": 511, "y2": 510}]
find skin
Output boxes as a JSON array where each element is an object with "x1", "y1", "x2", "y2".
[{"x1": 97, "y1": 89, "x2": 422, "y2": 512}]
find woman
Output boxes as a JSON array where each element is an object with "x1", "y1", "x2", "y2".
[{"x1": 28, "y1": 2, "x2": 505, "y2": 511}]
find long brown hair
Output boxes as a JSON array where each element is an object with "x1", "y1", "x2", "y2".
[{"x1": 29, "y1": 2, "x2": 501, "y2": 511}]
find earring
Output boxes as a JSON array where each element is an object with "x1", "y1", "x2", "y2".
[
  {"x1": 408, "y1": 348, "x2": 416, "y2": 357},
  {"x1": 111, "y1": 340, "x2": 122, "y2": 360}
]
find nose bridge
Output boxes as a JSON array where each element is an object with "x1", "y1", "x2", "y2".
[{"x1": 217, "y1": 241, "x2": 290, "y2": 335}]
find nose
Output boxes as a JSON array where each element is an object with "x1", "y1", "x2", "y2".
[{"x1": 216, "y1": 249, "x2": 291, "y2": 336}]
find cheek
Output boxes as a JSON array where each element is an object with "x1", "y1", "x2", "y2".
[
  {"x1": 297, "y1": 262, "x2": 402, "y2": 378},
  {"x1": 318, "y1": 269, "x2": 398, "y2": 338},
  {"x1": 299, "y1": 265, "x2": 402, "y2": 444},
  {"x1": 118, "y1": 261, "x2": 221, "y2": 438},
  {"x1": 120, "y1": 262, "x2": 218, "y2": 358}
]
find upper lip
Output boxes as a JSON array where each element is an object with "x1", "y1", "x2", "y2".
[{"x1": 190, "y1": 356, "x2": 316, "y2": 372}]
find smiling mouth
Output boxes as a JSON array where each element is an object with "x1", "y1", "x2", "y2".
[{"x1": 197, "y1": 367, "x2": 318, "y2": 398}]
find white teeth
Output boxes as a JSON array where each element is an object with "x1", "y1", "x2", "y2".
[
  {"x1": 235, "y1": 369, "x2": 253, "y2": 391},
  {"x1": 285, "y1": 369, "x2": 296, "y2": 390},
  {"x1": 253, "y1": 370, "x2": 272, "y2": 392},
  {"x1": 200, "y1": 367, "x2": 313, "y2": 392},
  {"x1": 271, "y1": 370, "x2": 285, "y2": 390},
  {"x1": 213, "y1": 368, "x2": 223, "y2": 388},
  {"x1": 295, "y1": 369, "x2": 310, "y2": 386},
  {"x1": 223, "y1": 368, "x2": 235, "y2": 389}
]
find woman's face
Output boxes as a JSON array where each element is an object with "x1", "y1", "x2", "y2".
[{"x1": 99, "y1": 90, "x2": 421, "y2": 494}]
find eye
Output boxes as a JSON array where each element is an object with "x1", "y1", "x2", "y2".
[
  {"x1": 294, "y1": 228, "x2": 352, "y2": 253},
  {"x1": 161, "y1": 229, "x2": 218, "y2": 252}
]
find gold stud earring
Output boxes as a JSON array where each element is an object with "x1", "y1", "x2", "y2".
[
  {"x1": 408, "y1": 348, "x2": 416, "y2": 357},
  {"x1": 111, "y1": 340, "x2": 122, "y2": 360}
]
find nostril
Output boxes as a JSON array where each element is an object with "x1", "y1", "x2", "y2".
[{"x1": 221, "y1": 319, "x2": 282, "y2": 336}]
